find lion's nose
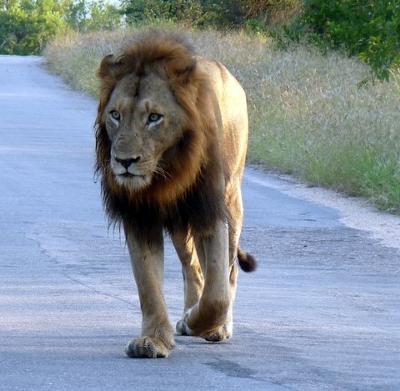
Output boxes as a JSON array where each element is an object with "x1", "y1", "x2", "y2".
[{"x1": 115, "y1": 156, "x2": 141, "y2": 169}]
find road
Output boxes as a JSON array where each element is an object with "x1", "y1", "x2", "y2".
[{"x1": 0, "y1": 56, "x2": 399, "y2": 391}]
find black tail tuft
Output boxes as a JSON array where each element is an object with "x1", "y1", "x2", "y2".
[{"x1": 237, "y1": 248, "x2": 257, "y2": 272}]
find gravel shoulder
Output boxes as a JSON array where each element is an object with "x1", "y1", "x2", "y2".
[{"x1": 246, "y1": 167, "x2": 400, "y2": 250}]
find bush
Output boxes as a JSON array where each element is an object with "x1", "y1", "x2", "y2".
[
  {"x1": 240, "y1": 0, "x2": 301, "y2": 26},
  {"x1": 0, "y1": 0, "x2": 67, "y2": 55},
  {"x1": 122, "y1": 0, "x2": 208, "y2": 27},
  {"x1": 0, "y1": 0, "x2": 122, "y2": 55},
  {"x1": 121, "y1": 0, "x2": 301, "y2": 29},
  {"x1": 300, "y1": 0, "x2": 400, "y2": 80}
]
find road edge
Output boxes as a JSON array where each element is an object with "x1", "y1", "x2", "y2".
[{"x1": 246, "y1": 166, "x2": 400, "y2": 251}]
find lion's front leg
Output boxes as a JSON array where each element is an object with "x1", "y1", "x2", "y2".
[
  {"x1": 179, "y1": 219, "x2": 231, "y2": 339},
  {"x1": 124, "y1": 223, "x2": 175, "y2": 358}
]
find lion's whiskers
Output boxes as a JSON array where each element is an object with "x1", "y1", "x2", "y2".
[{"x1": 153, "y1": 166, "x2": 171, "y2": 180}]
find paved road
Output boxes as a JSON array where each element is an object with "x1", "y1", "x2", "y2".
[{"x1": 0, "y1": 56, "x2": 399, "y2": 391}]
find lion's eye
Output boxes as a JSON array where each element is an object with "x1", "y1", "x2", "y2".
[
  {"x1": 110, "y1": 110, "x2": 121, "y2": 121},
  {"x1": 148, "y1": 113, "x2": 163, "y2": 124}
]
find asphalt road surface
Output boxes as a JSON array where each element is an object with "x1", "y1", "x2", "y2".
[{"x1": 0, "y1": 56, "x2": 399, "y2": 391}]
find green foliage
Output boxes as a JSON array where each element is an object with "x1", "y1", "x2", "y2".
[
  {"x1": 121, "y1": 0, "x2": 300, "y2": 29},
  {"x1": 120, "y1": 0, "x2": 243, "y2": 28},
  {"x1": 0, "y1": 0, "x2": 302, "y2": 54},
  {"x1": 122, "y1": 0, "x2": 282, "y2": 28},
  {"x1": 300, "y1": 0, "x2": 400, "y2": 80},
  {"x1": 66, "y1": 0, "x2": 121, "y2": 32},
  {"x1": 85, "y1": 1, "x2": 121, "y2": 31},
  {"x1": 0, "y1": 0, "x2": 68, "y2": 54},
  {"x1": 122, "y1": 0, "x2": 207, "y2": 27},
  {"x1": 0, "y1": 0, "x2": 122, "y2": 55}
]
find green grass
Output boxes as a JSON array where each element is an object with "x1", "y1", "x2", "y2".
[{"x1": 44, "y1": 27, "x2": 400, "y2": 213}]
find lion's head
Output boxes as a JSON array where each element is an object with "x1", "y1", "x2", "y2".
[
  {"x1": 95, "y1": 30, "x2": 223, "y2": 229},
  {"x1": 102, "y1": 70, "x2": 187, "y2": 190}
]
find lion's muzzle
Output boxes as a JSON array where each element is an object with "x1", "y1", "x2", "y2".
[{"x1": 111, "y1": 154, "x2": 152, "y2": 190}]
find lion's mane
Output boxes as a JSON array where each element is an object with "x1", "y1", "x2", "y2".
[{"x1": 95, "y1": 30, "x2": 226, "y2": 239}]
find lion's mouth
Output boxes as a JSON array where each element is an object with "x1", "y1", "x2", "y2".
[
  {"x1": 119, "y1": 172, "x2": 145, "y2": 179},
  {"x1": 115, "y1": 171, "x2": 150, "y2": 190}
]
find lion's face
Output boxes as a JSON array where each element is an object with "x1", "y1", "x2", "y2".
[{"x1": 104, "y1": 73, "x2": 185, "y2": 190}]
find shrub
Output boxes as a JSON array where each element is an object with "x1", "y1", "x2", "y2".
[
  {"x1": 121, "y1": 0, "x2": 301, "y2": 29},
  {"x1": 0, "y1": 0, "x2": 122, "y2": 55},
  {"x1": 0, "y1": 0, "x2": 67, "y2": 55},
  {"x1": 121, "y1": 0, "x2": 208, "y2": 27},
  {"x1": 300, "y1": 0, "x2": 400, "y2": 80}
]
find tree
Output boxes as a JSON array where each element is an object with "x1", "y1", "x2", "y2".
[
  {"x1": 65, "y1": 0, "x2": 121, "y2": 32},
  {"x1": 84, "y1": 0, "x2": 121, "y2": 31}
]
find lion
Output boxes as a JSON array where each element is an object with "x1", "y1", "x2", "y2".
[{"x1": 95, "y1": 29, "x2": 256, "y2": 358}]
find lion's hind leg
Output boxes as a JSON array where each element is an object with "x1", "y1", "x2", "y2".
[
  {"x1": 202, "y1": 184, "x2": 243, "y2": 342},
  {"x1": 171, "y1": 230, "x2": 204, "y2": 335},
  {"x1": 176, "y1": 220, "x2": 231, "y2": 340}
]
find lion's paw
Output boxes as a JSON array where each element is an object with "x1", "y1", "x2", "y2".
[
  {"x1": 125, "y1": 336, "x2": 174, "y2": 358},
  {"x1": 177, "y1": 312, "x2": 232, "y2": 343},
  {"x1": 203, "y1": 323, "x2": 232, "y2": 342},
  {"x1": 176, "y1": 318, "x2": 193, "y2": 336}
]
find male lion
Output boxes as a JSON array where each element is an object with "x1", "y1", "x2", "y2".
[{"x1": 95, "y1": 30, "x2": 256, "y2": 358}]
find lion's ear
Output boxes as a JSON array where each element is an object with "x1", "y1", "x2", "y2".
[
  {"x1": 97, "y1": 54, "x2": 127, "y2": 80},
  {"x1": 167, "y1": 54, "x2": 197, "y2": 84},
  {"x1": 96, "y1": 54, "x2": 124, "y2": 123},
  {"x1": 176, "y1": 57, "x2": 196, "y2": 82}
]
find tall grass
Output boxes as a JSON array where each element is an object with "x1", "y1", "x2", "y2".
[{"x1": 45, "y1": 27, "x2": 400, "y2": 213}]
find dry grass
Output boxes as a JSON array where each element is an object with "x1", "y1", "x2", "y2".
[{"x1": 45, "y1": 27, "x2": 400, "y2": 213}]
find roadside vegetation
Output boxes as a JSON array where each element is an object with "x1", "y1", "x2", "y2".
[
  {"x1": 5, "y1": 0, "x2": 399, "y2": 213},
  {"x1": 45, "y1": 27, "x2": 400, "y2": 213}
]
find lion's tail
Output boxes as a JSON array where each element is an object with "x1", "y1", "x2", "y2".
[{"x1": 237, "y1": 248, "x2": 257, "y2": 272}]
